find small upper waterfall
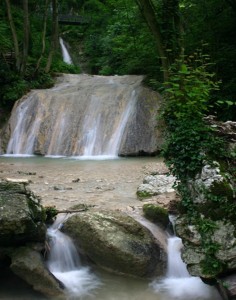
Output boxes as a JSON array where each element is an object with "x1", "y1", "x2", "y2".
[
  {"x1": 47, "y1": 215, "x2": 101, "y2": 298},
  {"x1": 5, "y1": 74, "x2": 160, "y2": 157},
  {"x1": 59, "y1": 38, "x2": 73, "y2": 64}
]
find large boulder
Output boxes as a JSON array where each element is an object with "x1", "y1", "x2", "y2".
[
  {"x1": 63, "y1": 210, "x2": 167, "y2": 277},
  {"x1": 10, "y1": 246, "x2": 66, "y2": 299},
  {"x1": 0, "y1": 178, "x2": 46, "y2": 246}
]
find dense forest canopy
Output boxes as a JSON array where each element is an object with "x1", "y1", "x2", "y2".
[{"x1": 0, "y1": 0, "x2": 235, "y2": 120}]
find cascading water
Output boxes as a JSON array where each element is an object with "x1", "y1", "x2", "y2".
[
  {"x1": 151, "y1": 235, "x2": 222, "y2": 300},
  {"x1": 47, "y1": 215, "x2": 101, "y2": 298},
  {"x1": 4, "y1": 74, "x2": 159, "y2": 158},
  {"x1": 59, "y1": 38, "x2": 73, "y2": 64}
]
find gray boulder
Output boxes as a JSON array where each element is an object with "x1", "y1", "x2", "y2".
[
  {"x1": 0, "y1": 178, "x2": 46, "y2": 246},
  {"x1": 10, "y1": 246, "x2": 66, "y2": 299},
  {"x1": 63, "y1": 210, "x2": 167, "y2": 277},
  {"x1": 137, "y1": 174, "x2": 176, "y2": 198}
]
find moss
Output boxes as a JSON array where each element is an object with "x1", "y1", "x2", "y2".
[
  {"x1": 143, "y1": 204, "x2": 169, "y2": 228},
  {"x1": 43, "y1": 206, "x2": 58, "y2": 223},
  {"x1": 136, "y1": 190, "x2": 152, "y2": 199},
  {"x1": 200, "y1": 256, "x2": 226, "y2": 277}
]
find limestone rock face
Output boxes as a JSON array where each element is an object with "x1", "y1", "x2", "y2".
[
  {"x1": 137, "y1": 174, "x2": 176, "y2": 198},
  {"x1": 10, "y1": 247, "x2": 66, "y2": 299},
  {"x1": 175, "y1": 218, "x2": 236, "y2": 277},
  {"x1": 0, "y1": 179, "x2": 46, "y2": 246},
  {"x1": 63, "y1": 210, "x2": 167, "y2": 277},
  {"x1": 1, "y1": 74, "x2": 163, "y2": 156}
]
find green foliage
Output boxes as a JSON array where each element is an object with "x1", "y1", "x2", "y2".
[
  {"x1": 162, "y1": 53, "x2": 235, "y2": 279},
  {"x1": 197, "y1": 217, "x2": 218, "y2": 235},
  {"x1": 201, "y1": 254, "x2": 225, "y2": 276},
  {"x1": 51, "y1": 60, "x2": 81, "y2": 74},
  {"x1": 136, "y1": 190, "x2": 152, "y2": 198},
  {"x1": 163, "y1": 51, "x2": 219, "y2": 121},
  {"x1": 44, "y1": 206, "x2": 58, "y2": 223}
]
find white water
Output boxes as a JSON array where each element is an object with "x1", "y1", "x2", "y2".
[
  {"x1": 47, "y1": 215, "x2": 101, "y2": 298},
  {"x1": 151, "y1": 236, "x2": 221, "y2": 300},
  {"x1": 59, "y1": 37, "x2": 73, "y2": 64},
  {"x1": 104, "y1": 90, "x2": 137, "y2": 155},
  {"x1": 5, "y1": 74, "x2": 148, "y2": 157}
]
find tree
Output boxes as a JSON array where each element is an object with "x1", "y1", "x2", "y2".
[
  {"x1": 45, "y1": 0, "x2": 59, "y2": 73},
  {"x1": 21, "y1": 0, "x2": 29, "y2": 75},
  {"x1": 135, "y1": 0, "x2": 183, "y2": 81},
  {"x1": 35, "y1": 0, "x2": 49, "y2": 74},
  {"x1": 5, "y1": 0, "x2": 20, "y2": 71}
]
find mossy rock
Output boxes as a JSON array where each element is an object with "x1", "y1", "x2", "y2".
[
  {"x1": 136, "y1": 190, "x2": 153, "y2": 199},
  {"x1": 63, "y1": 210, "x2": 167, "y2": 277},
  {"x1": 142, "y1": 204, "x2": 169, "y2": 228},
  {"x1": 0, "y1": 180, "x2": 46, "y2": 246}
]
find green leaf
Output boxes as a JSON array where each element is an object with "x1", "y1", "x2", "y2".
[{"x1": 180, "y1": 64, "x2": 188, "y2": 73}]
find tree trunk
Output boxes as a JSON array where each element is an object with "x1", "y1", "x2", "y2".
[
  {"x1": 21, "y1": 0, "x2": 29, "y2": 76},
  {"x1": 45, "y1": 0, "x2": 59, "y2": 73},
  {"x1": 5, "y1": 0, "x2": 21, "y2": 71},
  {"x1": 136, "y1": 0, "x2": 169, "y2": 81},
  {"x1": 35, "y1": 0, "x2": 49, "y2": 74}
]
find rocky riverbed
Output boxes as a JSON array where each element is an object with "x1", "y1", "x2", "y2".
[{"x1": 0, "y1": 156, "x2": 175, "y2": 212}]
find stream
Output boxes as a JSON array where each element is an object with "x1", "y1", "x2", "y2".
[{"x1": 0, "y1": 156, "x2": 222, "y2": 300}]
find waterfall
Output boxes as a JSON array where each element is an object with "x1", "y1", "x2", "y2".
[
  {"x1": 166, "y1": 236, "x2": 189, "y2": 278},
  {"x1": 5, "y1": 74, "x2": 159, "y2": 157},
  {"x1": 47, "y1": 215, "x2": 101, "y2": 298},
  {"x1": 59, "y1": 38, "x2": 73, "y2": 64},
  {"x1": 151, "y1": 235, "x2": 222, "y2": 300}
]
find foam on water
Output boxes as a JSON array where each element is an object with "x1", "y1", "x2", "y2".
[
  {"x1": 150, "y1": 236, "x2": 221, "y2": 300},
  {"x1": 47, "y1": 215, "x2": 101, "y2": 298}
]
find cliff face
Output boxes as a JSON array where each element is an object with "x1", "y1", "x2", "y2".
[
  {"x1": 175, "y1": 117, "x2": 236, "y2": 299},
  {"x1": 0, "y1": 74, "x2": 163, "y2": 157}
]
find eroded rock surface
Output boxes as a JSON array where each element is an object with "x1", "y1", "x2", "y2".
[
  {"x1": 0, "y1": 178, "x2": 46, "y2": 246},
  {"x1": 63, "y1": 210, "x2": 167, "y2": 277},
  {"x1": 10, "y1": 247, "x2": 66, "y2": 299}
]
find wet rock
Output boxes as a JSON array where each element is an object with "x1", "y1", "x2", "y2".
[
  {"x1": 142, "y1": 204, "x2": 169, "y2": 228},
  {"x1": 63, "y1": 210, "x2": 167, "y2": 277},
  {"x1": 53, "y1": 185, "x2": 72, "y2": 191},
  {"x1": 0, "y1": 179, "x2": 46, "y2": 246},
  {"x1": 176, "y1": 217, "x2": 236, "y2": 278},
  {"x1": 10, "y1": 247, "x2": 66, "y2": 299},
  {"x1": 72, "y1": 178, "x2": 80, "y2": 183},
  {"x1": 219, "y1": 274, "x2": 236, "y2": 299},
  {"x1": 1, "y1": 74, "x2": 162, "y2": 156}
]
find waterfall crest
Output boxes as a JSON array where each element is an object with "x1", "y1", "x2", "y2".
[{"x1": 5, "y1": 74, "x2": 160, "y2": 157}]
